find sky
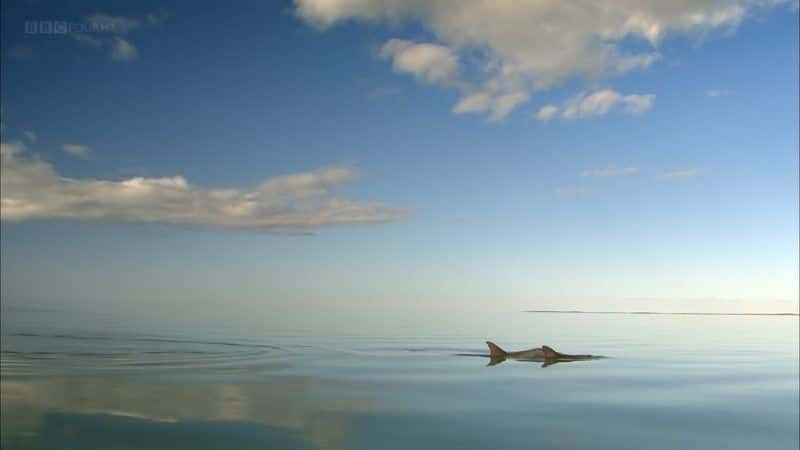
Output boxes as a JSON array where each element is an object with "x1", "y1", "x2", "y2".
[{"x1": 1, "y1": 0, "x2": 798, "y2": 327}]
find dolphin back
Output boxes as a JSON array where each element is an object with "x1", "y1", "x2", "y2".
[
  {"x1": 486, "y1": 341, "x2": 508, "y2": 359},
  {"x1": 541, "y1": 345, "x2": 559, "y2": 359},
  {"x1": 483, "y1": 341, "x2": 600, "y2": 367}
]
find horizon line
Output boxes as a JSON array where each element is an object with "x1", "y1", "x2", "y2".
[{"x1": 524, "y1": 310, "x2": 800, "y2": 317}]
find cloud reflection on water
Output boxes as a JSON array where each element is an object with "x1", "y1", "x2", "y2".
[{"x1": 1, "y1": 377, "x2": 372, "y2": 450}]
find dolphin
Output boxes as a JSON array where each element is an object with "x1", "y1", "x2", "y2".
[{"x1": 485, "y1": 341, "x2": 598, "y2": 367}]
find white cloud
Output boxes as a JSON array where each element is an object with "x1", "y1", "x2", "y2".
[
  {"x1": 536, "y1": 90, "x2": 654, "y2": 121},
  {"x1": 1, "y1": 140, "x2": 405, "y2": 230},
  {"x1": 619, "y1": 93, "x2": 656, "y2": 114},
  {"x1": 536, "y1": 105, "x2": 559, "y2": 122},
  {"x1": 296, "y1": 0, "x2": 786, "y2": 120},
  {"x1": 110, "y1": 37, "x2": 139, "y2": 63},
  {"x1": 657, "y1": 168, "x2": 702, "y2": 180},
  {"x1": 707, "y1": 89, "x2": 730, "y2": 97},
  {"x1": 1, "y1": 141, "x2": 25, "y2": 158},
  {"x1": 87, "y1": 13, "x2": 141, "y2": 34},
  {"x1": 146, "y1": 10, "x2": 171, "y2": 26},
  {"x1": 563, "y1": 90, "x2": 620, "y2": 119},
  {"x1": 379, "y1": 39, "x2": 459, "y2": 85},
  {"x1": 487, "y1": 91, "x2": 530, "y2": 121},
  {"x1": 581, "y1": 165, "x2": 639, "y2": 177},
  {"x1": 452, "y1": 91, "x2": 491, "y2": 115},
  {"x1": 72, "y1": 33, "x2": 104, "y2": 49},
  {"x1": 559, "y1": 89, "x2": 655, "y2": 120},
  {"x1": 23, "y1": 131, "x2": 37, "y2": 143},
  {"x1": 452, "y1": 88, "x2": 531, "y2": 121},
  {"x1": 71, "y1": 11, "x2": 165, "y2": 63},
  {"x1": 62, "y1": 144, "x2": 92, "y2": 158},
  {"x1": 72, "y1": 27, "x2": 138, "y2": 64}
]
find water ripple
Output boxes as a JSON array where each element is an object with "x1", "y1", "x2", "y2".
[{"x1": 1, "y1": 332, "x2": 291, "y2": 377}]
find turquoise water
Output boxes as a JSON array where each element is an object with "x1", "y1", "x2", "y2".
[{"x1": 1, "y1": 309, "x2": 798, "y2": 450}]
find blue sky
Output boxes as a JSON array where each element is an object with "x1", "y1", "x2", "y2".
[{"x1": 1, "y1": 0, "x2": 798, "y2": 323}]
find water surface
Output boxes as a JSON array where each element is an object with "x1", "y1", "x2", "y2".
[{"x1": 2, "y1": 309, "x2": 798, "y2": 449}]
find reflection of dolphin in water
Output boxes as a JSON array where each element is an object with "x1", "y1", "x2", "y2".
[{"x1": 485, "y1": 341, "x2": 600, "y2": 367}]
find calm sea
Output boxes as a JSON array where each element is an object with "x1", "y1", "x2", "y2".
[{"x1": 1, "y1": 308, "x2": 798, "y2": 450}]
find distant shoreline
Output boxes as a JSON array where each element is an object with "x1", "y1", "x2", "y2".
[{"x1": 524, "y1": 310, "x2": 799, "y2": 317}]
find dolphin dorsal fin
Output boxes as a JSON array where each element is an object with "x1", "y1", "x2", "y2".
[
  {"x1": 541, "y1": 345, "x2": 560, "y2": 359},
  {"x1": 486, "y1": 341, "x2": 508, "y2": 359}
]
